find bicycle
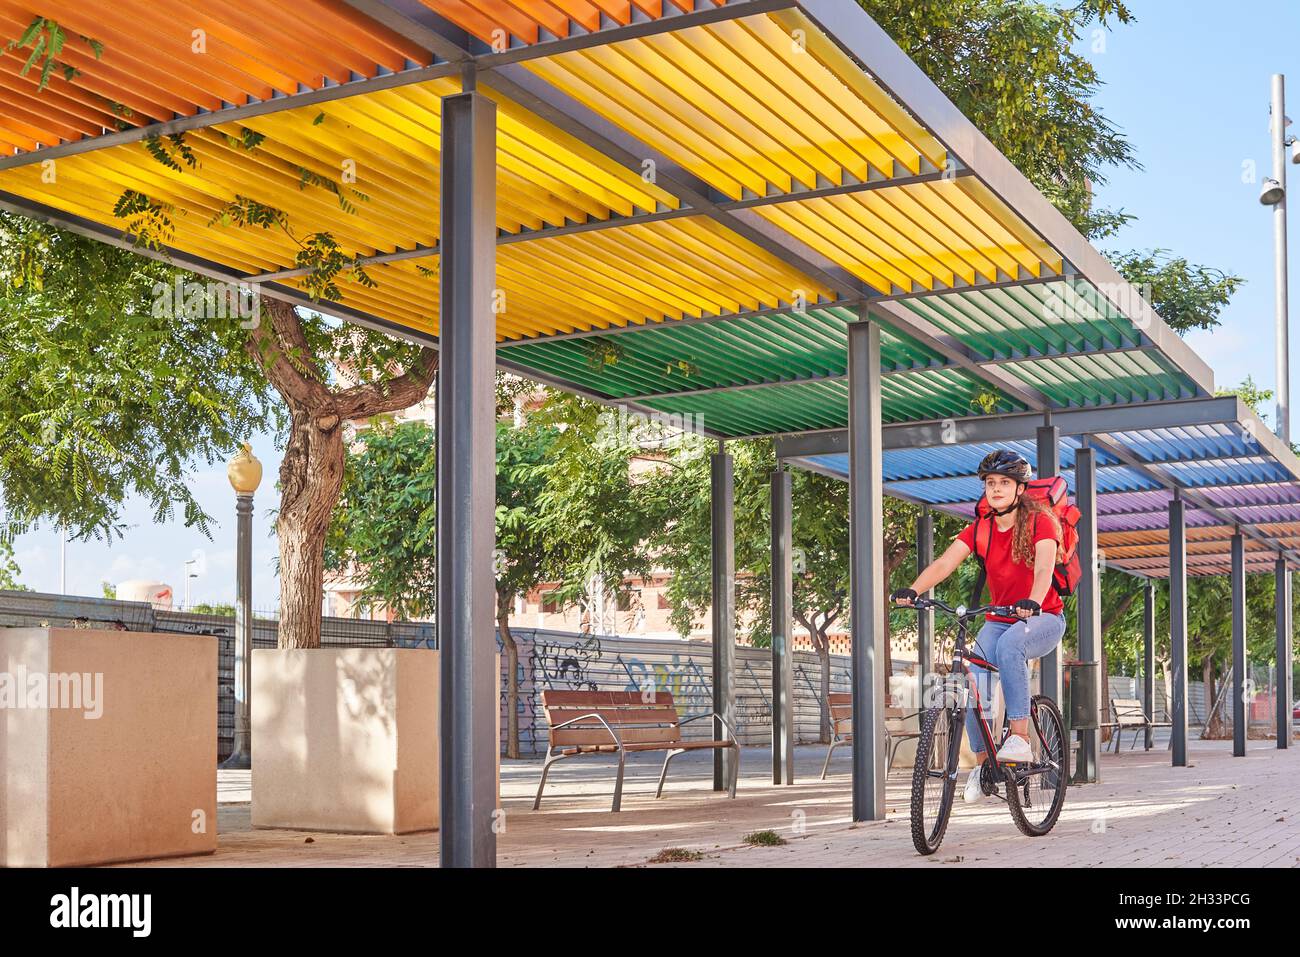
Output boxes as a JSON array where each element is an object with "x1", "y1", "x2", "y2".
[{"x1": 901, "y1": 598, "x2": 1068, "y2": 856}]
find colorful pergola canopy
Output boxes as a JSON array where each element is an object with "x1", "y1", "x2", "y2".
[
  {"x1": 778, "y1": 396, "x2": 1300, "y2": 578},
  {"x1": 0, "y1": 0, "x2": 1280, "y2": 577}
]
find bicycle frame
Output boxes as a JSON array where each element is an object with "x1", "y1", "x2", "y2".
[{"x1": 918, "y1": 599, "x2": 1057, "y2": 789}]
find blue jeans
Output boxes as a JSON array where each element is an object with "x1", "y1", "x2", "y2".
[{"x1": 964, "y1": 613, "x2": 1066, "y2": 753}]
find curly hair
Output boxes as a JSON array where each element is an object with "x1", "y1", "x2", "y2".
[{"x1": 1011, "y1": 493, "x2": 1062, "y2": 567}]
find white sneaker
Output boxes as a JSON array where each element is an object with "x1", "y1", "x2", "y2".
[
  {"x1": 962, "y1": 766, "x2": 986, "y2": 803},
  {"x1": 996, "y1": 733, "x2": 1034, "y2": 764}
]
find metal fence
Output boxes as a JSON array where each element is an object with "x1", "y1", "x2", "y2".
[{"x1": 3, "y1": 589, "x2": 1284, "y2": 759}]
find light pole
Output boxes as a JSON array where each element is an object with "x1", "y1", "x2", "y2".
[
  {"x1": 183, "y1": 558, "x2": 198, "y2": 609},
  {"x1": 221, "y1": 442, "x2": 262, "y2": 770},
  {"x1": 1261, "y1": 73, "x2": 1295, "y2": 441}
]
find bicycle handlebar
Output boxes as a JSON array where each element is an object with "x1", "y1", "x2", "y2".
[{"x1": 895, "y1": 597, "x2": 1037, "y2": 620}]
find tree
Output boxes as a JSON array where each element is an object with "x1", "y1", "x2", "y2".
[
  {"x1": 0, "y1": 214, "x2": 278, "y2": 540},
  {"x1": 495, "y1": 418, "x2": 562, "y2": 758},
  {"x1": 863, "y1": 0, "x2": 1136, "y2": 240},
  {"x1": 325, "y1": 419, "x2": 437, "y2": 620},
  {"x1": 0, "y1": 538, "x2": 22, "y2": 591},
  {"x1": 245, "y1": 299, "x2": 436, "y2": 648}
]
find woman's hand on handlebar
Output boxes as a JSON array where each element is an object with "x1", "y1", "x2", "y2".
[
  {"x1": 890, "y1": 587, "x2": 917, "y2": 607},
  {"x1": 1013, "y1": 598, "x2": 1041, "y2": 620}
]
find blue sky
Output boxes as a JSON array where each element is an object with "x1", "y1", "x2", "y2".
[{"x1": 8, "y1": 1, "x2": 1297, "y2": 605}]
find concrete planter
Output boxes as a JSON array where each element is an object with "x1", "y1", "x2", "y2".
[
  {"x1": 0, "y1": 628, "x2": 217, "y2": 867},
  {"x1": 252, "y1": 647, "x2": 442, "y2": 834}
]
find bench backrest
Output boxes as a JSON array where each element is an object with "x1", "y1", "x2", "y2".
[
  {"x1": 542, "y1": 690, "x2": 682, "y2": 748},
  {"x1": 828, "y1": 692, "x2": 853, "y2": 735},
  {"x1": 1112, "y1": 697, "x2": 1147, "y2": 726}
]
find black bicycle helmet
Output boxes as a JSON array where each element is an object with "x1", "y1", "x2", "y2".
[{"x1": 977, "y1": 449, "x2": 1032, "y2": 483}]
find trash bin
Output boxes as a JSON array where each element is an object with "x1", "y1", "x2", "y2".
[{"x1": 1062, "y1": 660, "x2": 1099, "y2": 731}]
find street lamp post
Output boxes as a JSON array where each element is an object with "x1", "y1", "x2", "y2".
[
  {"x1": 220, "y1": 443, "x2": 262, "y2": 770},
  {"x1": 1262, "y1": 73, "x2": 1294, "y2": 441},
  {"x1": 184, "y1": 558, "x2": 198, "y2": 609}
]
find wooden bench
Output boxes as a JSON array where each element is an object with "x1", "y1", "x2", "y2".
[
  {"x1": 533, "y1": 690, "x2": 739, "y2": 812},
  {"x1": 1108, "y1": 696, "x2": 1172, "y2": 752},
  {"x1": 819, "y1": 693, "x2": 925, "y2": 779}
]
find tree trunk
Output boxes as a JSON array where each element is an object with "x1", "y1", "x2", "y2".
[
  {"x1": 498, "y1": 595, "x2": 520, "y2": 760},
  {"x1": 1204, "y1": 657, "x2": 1230, "y2": 739},
  {"x1": 246, "y1": 298, "x2": 437, "y2": 650},
  {"x1": 1100, "y1": 641, "x2": 1110, "y2": 744},
  {"x1": 275, "y1": 407, "x2": 344, "y2": 648},
  {"x1": 817, "y1": 630, "x2": 832, "y2": 744}
]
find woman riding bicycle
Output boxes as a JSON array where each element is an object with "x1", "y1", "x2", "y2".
[{"x1": 890, "y1": 450, "x2": 1067, "y2": 804}]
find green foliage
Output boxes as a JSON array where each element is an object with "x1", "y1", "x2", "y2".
[
  {"x1": 143, "y1": 133, "x2": 198, "y2": 173},
  {"x1": 0, "y1": 212, "x2": 280, "y2": 541},
  {"x1": 526, "y1": 394, "x2": 657, "y2": 613},
  {"x1": 862, "y1": 0, "x2": 1136, "y2": 239},
  {"x1": 585, "y1": 338, "x2": 624, "y2": 372},
  {"x1": 296, "y1": 232, "x2": 376, "y2": 302},
  {"x1": 0, "y1": 537, "x2": 23, "y2": 590},
  {"x1": 296, "y1": 166, "x2": 368, "y2": 214},
  {"x1": 495, "y1": 418, "x2": 562, "y2": 618},
  {"x1": 4, "y1": 18, "x2": 102, "y2": 91},
  {"x1": 1217, "y1": 376, "x2": 1271, "y2": 416},
  {"x1": 325, "y1": 419, "x2": 437, "y2": 619},
  {"x1": 208, "y1": 195, "x2": 290, "y2": 232},
  {"x1": 111, "y1": 190, "x2": 178, "y2": 251},
  {"x1": 1109, "y1": 249, "x2": 1243, "y2": 335},
  {"x1": 190, "y1": 601, "x2": 237, "y2": 617},
  {"x1": 742, "y1": 830, "x2": 787, "y2": 846},
  {"x1": 223, "y1": 127, "x2": 266, "y2": 151}
]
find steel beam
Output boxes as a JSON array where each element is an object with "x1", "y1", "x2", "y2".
[
  {"x1": 916, "y1": 507, "x2": 934, "y2": 709},
  {"x1": 774, "y1": 396, "x2": 1244, "y2": 458},
  {"x1": 711, "y1": 448, "x2": 737, "y2": 791},
  {"x1": 1037, "y1": 421, "x2": 1062, "y2": 707},
  {"x1": 1169, "y1": 495, "x2": 1189, "y2": 767},
  {"x1": 1143, "y1": 582, "x2": 1156, "y2": 751},
  {"x1": 437, "y1": 91, "x2": 498, "y2": 868},
  {"x1": 771, "y1": 468, "x2": 795, "y2": 784},
  {"x1": 848, "y1": 317, "x2": 886, "y2": 821},
  {"x1": 1073, "y1": 443, "x2": 1101, "y2": 783},
  {"x1": 1232, "y1": 531, "x2": 1247, "y2": 758},
  {"x1": 1277, "y1": 556, "x2": 1294, "y2": 749}
]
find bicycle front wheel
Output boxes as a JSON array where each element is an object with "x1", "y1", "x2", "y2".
[
  {"x1": 910, "y1": 705, "x2": 961, "y2": 855},
  {"x1": 1004, "y1": 694, "x2": 1068, "y2": 837}
]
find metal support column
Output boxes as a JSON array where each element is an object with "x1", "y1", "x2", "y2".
[
  {"x1": 848, "y1": 318, "x2": 885, "y2": 821},
  {"x1": 1169, "y1": 494, "x2": 1189, "y2": 767},
  {"x1": 916, "y1": 507, "x2": 934, "y2": 708},
  {"x1": 1073, "y1": 443, "x2": 1101, "y2": 783},
  {"x1": 1037, "y1": 422, "x2": 1062, "y2": 706},
  {"x1": 437, "y1": 90, "x2": 498, "y2": 869},
  {"x1": 1232, "y1": 531, "x2": 1247, "y2": 757},
  {"x1": 1143, "y1": 582, "x2": 1156, "y2": 751},
  {"x1": 711, "y1": 447, "x2": 736, "y2": 791},
  {"x1": 771, "y1": 467, "x2": 794, "y2": 784},
  {"x1": 1277, "y1": 556, "x2": 1294, "y2": 749}
]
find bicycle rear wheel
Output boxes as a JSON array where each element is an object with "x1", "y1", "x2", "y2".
[
  {"x1": 1003, "y1": 694, "x2": 1067, "y2": 837},
  {"x1": 910, "y1": 706, "x2": 961, "y2": 855}
]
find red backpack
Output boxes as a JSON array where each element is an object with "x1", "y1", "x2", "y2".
[{"x1": 968, "y1": 475, "x2": 1082, "y2": 605}]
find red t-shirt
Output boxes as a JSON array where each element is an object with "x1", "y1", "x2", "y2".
[{"x1": 958, "y1": 512, "x2": 1063, "y2": 623}]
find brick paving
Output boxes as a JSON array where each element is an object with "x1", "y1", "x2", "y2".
[{"x1": 122, "y1": 735, "x2": 1299, "y2": 868}]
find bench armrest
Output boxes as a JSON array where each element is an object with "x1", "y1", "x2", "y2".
[
  {"x1": 548, "y1": 712, "x2": 623, "y2": 751},
  {"x1": 679, "y1": 710, "x2": 739, "y2": 746}
]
